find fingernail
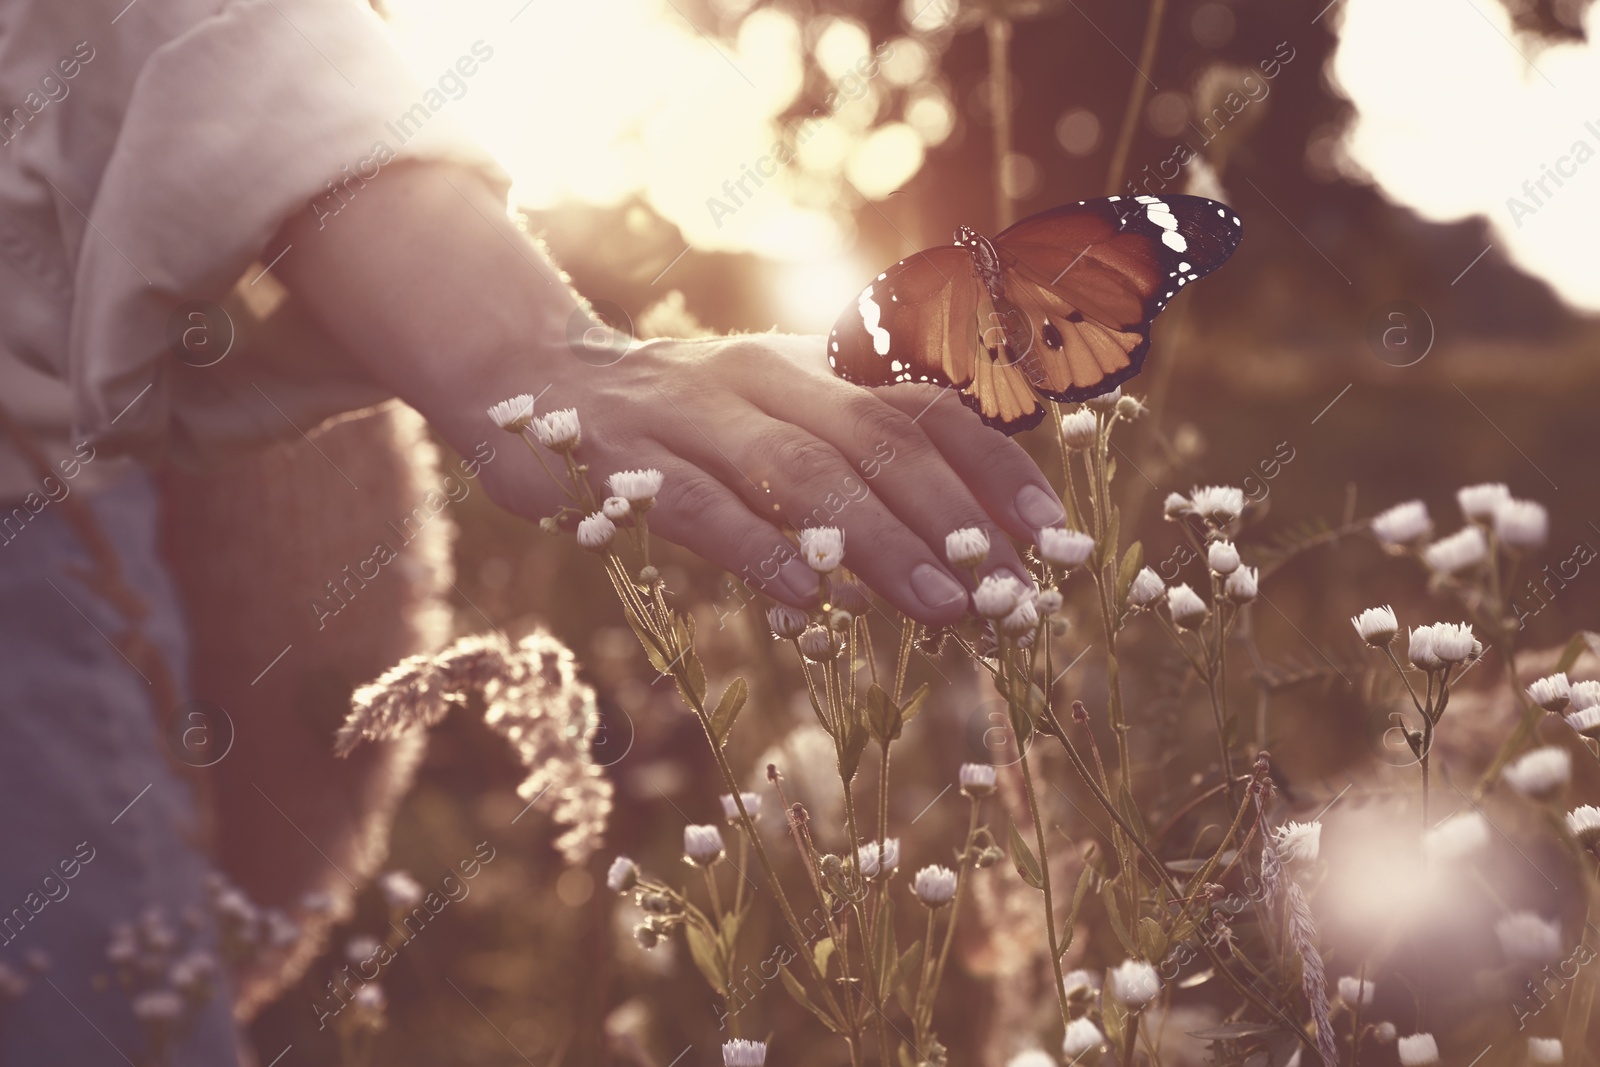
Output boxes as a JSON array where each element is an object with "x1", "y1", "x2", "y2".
[
  {"x1": 779, "y1": 557, "x2": 819, "y2": 601},
  {"x1": 910, "y1": 563, "x2": 966, "y2": 609},
  {"x1": 1016, "y1": 484, "x2": 1065, "y2": 529}
]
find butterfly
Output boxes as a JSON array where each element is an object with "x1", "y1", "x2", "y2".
[{"x1": 826, "y1": 194, "x2": 1243, "y2": 434}]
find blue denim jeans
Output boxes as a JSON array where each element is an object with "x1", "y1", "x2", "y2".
[{"x1": 0, "y1": 468, "x2": 239, "y2": 1065}]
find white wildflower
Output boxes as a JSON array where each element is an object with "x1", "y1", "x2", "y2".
[
  {"x1": 1061, "y1": 969, "x2": 1099, "y2": 998},
  {"x1": 1038, "y1": 527, "x2": 1094, "y2": 567},
  {"x1": 946, "y1": 527, "x2": 991, "y2": 568},
  {"x1": 1423, "y1": 526, "x2": 1488, "y2": 573},
  {"x1": 723, "y1": 1039, "x2": 767, "y2": 1067},
  {"x1": 720, "y1": 792, "x2": 762, "y2": 822},
  {"x1": 1109, "y1": 958, "x2": 1162, "y2": 1007},
  {"x1": 1337, "y1": 976, "x2": 1375, "y2": 1006},
  {"x1": 1225, "y1": 565, "x2": 1258, "y2": 603},
  {"x1": 1528, "y1": 1037, "x2": 1563, "y2": 1065},
  {"x1": 1162, "y1": 492, "x2": 1193, "y2": 520},
  {"x1": 346, "y1": 935, "x2": 380, "y2": 964},
  {"x1": 1371, "y1": 500, "x2": 1432, "y2": 546},
  {"x1": 973, "y1": 573, "x2": 1024, "y2": 618},
  {"x1": 1527, "y1": 673, "x2": 1572, "y2": 711},
  {"x1": 1189, "y1": 485, "x2": 1245, "y2": 524},
  {"x1": 607, "y1": 468, "x2": 664, "y2": 508},
  {"x1": 960, "y1": 763, "x2": 997, "y2": 797},
  {"x1": 683, "y1": 824, "x2": 725, "y2": 867},
  {"x1": 1060, "y1": 407, "x2": 1098, "y2": 449},
  {"x1": 1566, "y1": 707, "x2": 1600, "y2": 735},
  {"x1": 1494, "y1": 911, "x2": 1564, "y2": 966},
  {"x1": 1429, "y1": 622, "x2": 1475, "y2": 663},
  {"x1": 1207, "y1": 539, "x2": 1240, "y2": 574},
  {"x1": 576, "y1": 512, "x2": 616, "y2": 551},
  {"x1": 606, "y1": 856, "x2": 639, "y2": 893},
  {"x1": 1129, "y1": 567, "x2": 1165, "y2": 607},
  {"x1": 1273, "y1": 820, "x2": 1322, "y2": 863},
  {"x1": 1007, "y1": 1051, "x2": 1057, "y2": 1067},
  {"x1": 601, "y1": 496, "x2": 631, "y2": 522},
  {"x1": 1062, "y1": 1016, "x2": 1106, "y2": 1058},
  {"x1": 767, "y1": 604, "x2": 809, "y2": 640},
  {"x1": 1422, "y1": 811, "x2": 1490, "y2": 863},
  {"x1": 1569, "y1": 679, "x2": 1600, "y2": 710},
  {"x1": 1407, "y1": 626, "x2": 1443, "y2": 671},
  {"x1": 352, "y1": 983, "x2": 386, "y2": 1012},
  {"x1": 1166, "y1": 583, "x2": 1209, "y2": 629},
  {"x1": 1037, "y1": 589, "x2": 1064, "y2": 615},
  {"x1": 1085, "y1": 386, "x2": 1121, "y2": 412},
  {"x1": 1567, "y1": 804, "x2": 1600, "y2": 848},
  {"x1": 912, "y1": 865, "x2": 958, "y2": 906},
  {"x1": 797, "y1": 624, "x2": 838, "y2": 662},
  {"x1": 486, "y1": 394, "x2": 536, "y2": 432},
  {"x1": 532, "y1": 408, "x2": 582, "y2": 451},
  {"x1": 1502, "y1": 747, "x2": 1571, "y2": 798},
  {"x1": 1457, "y1": 482, "x2": 1510, "y2": 521},
  {"x1": 1397, "y1": 1033, "x2": 1440, "y2": 1067},
  {"x1": 378, "y1": 871, "x2": 423, "y2": 909},
  {"x1": 800, "y1": 527, "x2": 845, "y2": 573},
  {"x1": 1351, "y1": 605, "x2": 1399, "y2": 647},
  {"x1": 999, "y1": 595, "x2": 1041, "y2": 638},
  {"x1": 1494, "y1": 499, "x2": 1548, "y2": 548},
  {"x1": 858, "y1": 839, "x2": 901, "y2": 880}
]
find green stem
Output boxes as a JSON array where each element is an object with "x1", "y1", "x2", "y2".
[
  {"x1": 1104, "y1": 0, "x2": 1168, "y2": 194},
  {"x1": 1015, "y1": 679, "x2": 1073, "y2": 1035},
  {"x1": 704, "y1": 866, "x2": 724, "y2": 921},
  {"x1": 922, "y1": 799, "x2": 982, "y2": 1033},
  {"x1": 986, "y1": 17, "x2": 1014, "y2": 229}
]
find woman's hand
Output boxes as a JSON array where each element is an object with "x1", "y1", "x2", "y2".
[
  {"x1": 478, "y1": 333, "x2": 1065, "y2": 626},
  {"x1": 272, "y1": 162, "x2": 1063, "y2": 625}
]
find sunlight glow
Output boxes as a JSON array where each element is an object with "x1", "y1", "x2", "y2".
[
  {"x1": 1333, "y1": 0, "x2": 1600, "y2": 309},
  {"x1": 378, "y1": 0, "x2": 929, "y2": 266}
]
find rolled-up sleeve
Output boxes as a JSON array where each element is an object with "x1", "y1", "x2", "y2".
[{"x1": 66, "y1": 0, "x2": 508, "y2": 460}]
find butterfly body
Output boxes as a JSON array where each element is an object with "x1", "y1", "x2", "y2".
[{"x1": 827, "y1": 194, "x2": 1243, "y2": 433}]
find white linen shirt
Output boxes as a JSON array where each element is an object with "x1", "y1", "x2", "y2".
[{"x1": 0, "y1": 0, "x2": 506, "y2": 498}]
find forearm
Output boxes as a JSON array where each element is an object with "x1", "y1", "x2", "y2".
[
  {"x1": 269, "y1": 161, "x2": 577, "y2": 461},
  {"x1": 264, "y1": 158, "x2": 1064, "y2": 624}
]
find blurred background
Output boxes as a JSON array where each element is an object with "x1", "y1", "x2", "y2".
[{"x1": 248, "y1": 0, "x2": 1600, "y2": 1063}]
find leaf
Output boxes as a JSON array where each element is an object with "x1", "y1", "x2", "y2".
[
  {"x1": 813, "y1": 936, "x2": 835, "y2": 978},
  {"x1": 1137, "y1": 916, "x2": 1168, "y2": 963},
  {"x1": 873, "y1": 895, "x2": 898, "y2": 1003},
  {"x1": 719, "y1": 908, "x2": 744, "y2": 957},
  {"x1": 1101, "y1": 506, "x2": 1122, "y2": 574},
  {"x1": 684, "y1": 922, "x2": 725, "y2": 994},
  {"x1": 682, "y1": 648, "x2": 707, "y2": 704},
  {"x1": 1007, "y1": 696, "x2": 1035, "y2": 750},
  {"x1": 899, "y1": 683, "x2": 931, "y2": 729},
  {"x1": 1117, "y1": 782, "x2": 1147, "y2": 838},
  {"x1": 1100, "y1": 876, "x2": 1140, "y2": 956},
  {"x1": 1117, "y1": 540, "x2": 1145, "y2": 607},
  {"x1": 624, "y1": 610, "x2": 673, "y2": 673},
  {"x1": 894, "y1": 940, "x2": 923, "y2": 1011},
  {"x1": 1556, "y1": 632, "x2": 1593, "y2": 674},
  {"x1": 839, "y1": 720, "x2": 871, "y2": 783},
  {"x1": 1006, "y1": 811, "x2": 1044, "y2": 890},
  {"x1": 1188, "y1": 1022, "x2": 1282, "y2": 1040},
  {"x1": 779, "y1": 965, "x2": 841, "y2": 1033},
  {"x1": 1101, "y1": 985, "x2": 1127, "y2": 1052},
  {"x1": 1056, "y1": 863, "x2": 1096, "y2": 961},
  {"x1": 709, "y1": 677, "x2": 748, "y2": 746},
  {"x1": 864, "y1": 683, "x2": 899, "y2": 745}
]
